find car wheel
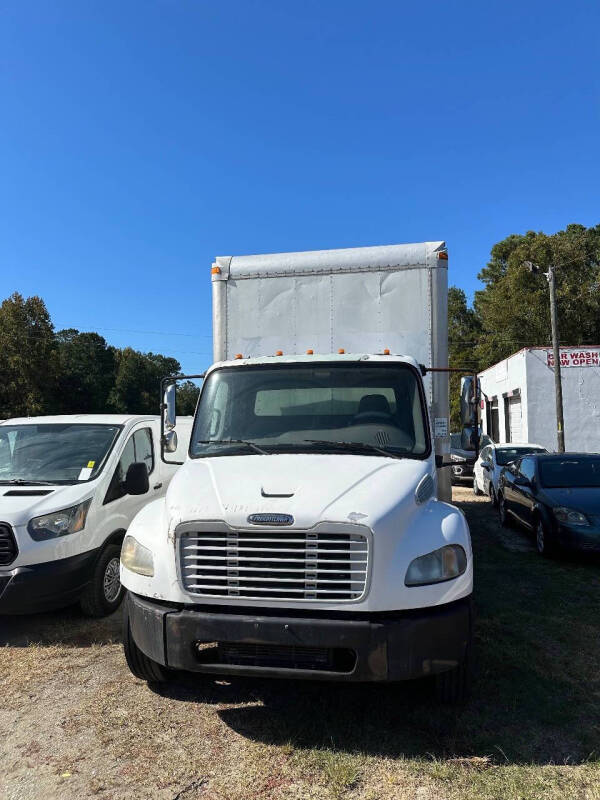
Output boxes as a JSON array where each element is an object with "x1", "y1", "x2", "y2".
[
  {"x1": 535, "y1": 518, "x2": 554, "y2": 557},
  {"x1": 123, "y1": 602, "x2": 171, "y2": 683},
  {"x1": 499, "y1": 495, "x2": 510, "y2": 527},
  {"x1": 80, "y1": 544, "x2": 125, "y2": 618},
  {"x1": 489, "y1": 485, "x2": 497, "y2": 506},
  {"x1": 473, "y1": 476, "x2": 482, "y2": 496}
]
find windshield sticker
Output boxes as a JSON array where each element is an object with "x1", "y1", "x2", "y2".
[
  {"x1": 78, "y1": 467, "x2": 93, "y2": 481},
  {"x1": 87, "y1": 460, "x2": 95, "y2": 469}
]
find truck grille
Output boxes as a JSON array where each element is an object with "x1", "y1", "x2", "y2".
[
  {"x1": 0, "y1": 523, "x2": 18, "y2": 566},
  {"x1": 179, "y1": 527, "x2": 369, "y2": 601}
]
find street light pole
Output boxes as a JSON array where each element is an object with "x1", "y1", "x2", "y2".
[
  {"x1": 524, "y1": 260, "x2": 566, "y2": 453},
  {"x1": 547, "y1": 264, "x2": 566, "y2": 452}
]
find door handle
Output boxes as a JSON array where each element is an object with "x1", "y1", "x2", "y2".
[{"x1": 153, "y1": 482, "x2": 163, "y2": 490}]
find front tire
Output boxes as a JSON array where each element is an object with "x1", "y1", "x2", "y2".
[
  {"x1": 123, "y1": 604, "x2": 171, "y2": 683},
  {"x1": 80, "y1": 544, "x2": 125, "y2": 617},
  {"x1": 535, "y1": 518, "x2": 555, "y2": 557},
  {"x1": 498, "y1": 494, "x2": 510, "y2": 527}
]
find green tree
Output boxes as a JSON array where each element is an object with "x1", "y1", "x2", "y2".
[
  {"x1": 56, "y1": 329, "x2": 117, "y2": 413},
  {"x1": 448, "y1": 287, "x2": 481, "y2": 431},
  {"x1": 474, "y1": 223, "x2": 600, "y2": 367},
  {"x1": 108, "y1": 348, "x2": 181, "y2": 414},
  {"x1": 177, "y1": 380, "x2": 201, "y2": 416},
  {"x1": 0, "y1": 292, "x2": 59, "y2": 417}
]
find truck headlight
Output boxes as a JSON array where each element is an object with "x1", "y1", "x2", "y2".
[
  {"x1": 553, "y1": 507, "x2": 589, "y2": 527},
  {"x1": 121, "y1": 535, "x2": 154, "y2": 577},
  {"x1": 28, "y1": 499, "x2": 92, "y2": 541},
  {"x1": 405, "y1": 544, "x2": 467, "y2": 587}
]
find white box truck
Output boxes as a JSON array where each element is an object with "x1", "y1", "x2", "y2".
[
  {"x1": 0, "y1": 414, "x2": 191, "y2": 616},
  {"x1": 121, "y1": 242, "x2": 473, "y2": 701}
]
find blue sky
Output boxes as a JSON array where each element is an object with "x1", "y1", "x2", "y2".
[{"x1": 1, "y1": 1, "x2": 598, "y2": 373}]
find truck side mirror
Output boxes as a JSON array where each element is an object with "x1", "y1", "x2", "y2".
[
  {"x1": 164, "y1": 383, "x2": 177, "y2": 430},
  {"x1": 124, "y1": 462, "x2": 149, "y2": 495},
  {"x1": 163, "y1": 429, "x2": 178, "y2": 453}
]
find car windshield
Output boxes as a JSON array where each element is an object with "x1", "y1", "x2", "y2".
[
  {"x1": 190, "y1": 363, "x2": 429, "y2": 459},
  {"x1": 496, "y1": 447, "x2": 545, "y2": 466},
  {"x1": 0, "y1": 424, "x2": 122, "y2": 484},
  {"x1": 540, "y1": 457, "x2": 600, "y2": 488}
]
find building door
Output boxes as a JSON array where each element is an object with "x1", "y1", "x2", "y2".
[
  {"x1": 490, "y1": 398, "x2": 500, "y2": 442},
  {"x1": 507, "y1": 395, "x2": 522, "y2": 443}
]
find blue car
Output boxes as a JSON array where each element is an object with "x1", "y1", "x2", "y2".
[{"x1": 497, "y1": 453, "x2": 600, "y2": 556}]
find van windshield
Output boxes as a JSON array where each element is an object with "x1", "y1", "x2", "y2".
[
  {"x1": 0, "y1": 424, "x2": 122, "y2": 485},
  {"x1": 190, "y1": 363, "x2": 429, "y2": 459}
]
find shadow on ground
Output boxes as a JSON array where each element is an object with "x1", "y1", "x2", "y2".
[{"x1": 0, "y1": 604, "x2": 122, "y2": 647}]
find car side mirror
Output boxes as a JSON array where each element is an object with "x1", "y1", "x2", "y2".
[
  {"x1": 124, "y1": 462, "x2": 149, "y2": 495},
  {"x1": 481, "y1": 460, "x2": 492, "y2": 470}
]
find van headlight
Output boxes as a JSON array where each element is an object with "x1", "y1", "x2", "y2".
[
  {"x1": 121, "y1": 535, "x2": 154, "y2": 577},
  {"x1": 28, "y1": 499, "x2": 92, "y2": 540},
  {"x1": 405, "y1": 544, "x2": 467, "y2": 587}
]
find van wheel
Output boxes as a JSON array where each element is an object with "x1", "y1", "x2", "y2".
[
  {"x1": 80, "y1": 544, "x2": 125, "y2": 617},
  {"x1": 473, "y1": 476, "x2": 482, "y2": 496},
  {"x1": 123, "y1": 605, "x2": 171, "y2": 683},
  {"x1": 434, "y1": 644, "x2": 472, "y2": 704}
]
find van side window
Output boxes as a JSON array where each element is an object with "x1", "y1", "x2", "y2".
[{"x1": 104, "y1": 428, "x2": 154, "y2": 504}]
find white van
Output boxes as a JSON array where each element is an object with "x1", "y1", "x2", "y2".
[{"x1": 0, "y1": 414, "x2": 191, "y2": 617}]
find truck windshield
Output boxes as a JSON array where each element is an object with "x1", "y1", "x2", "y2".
[
  {"x1": 190, "y1": 363, "x2": 429, "y2": 459},
  {"x1": 0, "y1": 424, "x2": 122, "y2": 485}
]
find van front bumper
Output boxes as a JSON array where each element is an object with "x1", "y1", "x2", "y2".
[
  {"x1": 127, "y1": 592, "x2": 473, "y2": 682},
  {"x1": 0, "y1": 549, "x2": 100, "y2": 614}
]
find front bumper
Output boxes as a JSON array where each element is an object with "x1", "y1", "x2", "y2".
[
  {"x1": 451, "y1": 463, "x2": 474, "y2": 481},
  {"x1": 0, "y1": 549, "x2": 100, "y2": 614},
  {"x1": 127, "y1": 592, "x2": 473, "y2": 682},
  {"x1": 555, "y1": 523, "x2": 600, "y2": 552}
]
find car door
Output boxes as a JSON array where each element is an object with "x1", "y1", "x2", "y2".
[
  {"x1": 502, "y1": 458, "x2": 520, "y2": 516},
  {"x1": 512, "y1": 456, "x2": 536, "y2": 528},
  {"x1": 480, "y1": 446, "x2": 493, "y2": 493},
  {"x1": 103, "y1": 426, "x2": 159, "y2": 526}
]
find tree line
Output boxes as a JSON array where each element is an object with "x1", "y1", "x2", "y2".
[
  {"x1": 0, "y1": 293, "x2": 200, "y2": 418},
  {"x1": 448, "y1": 222, "x2": 600, "y2": 428},
  {"x1": 2, "y1": 222, "x2": 598, "y2": 426}
]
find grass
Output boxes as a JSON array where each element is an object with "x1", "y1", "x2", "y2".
[{"x1": 1, "y1": 488, "x2": 599, "y2": 799}]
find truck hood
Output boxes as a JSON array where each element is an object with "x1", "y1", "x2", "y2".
[{"x1": 166, "y1": 453, "x2": 430, "y2": 530}]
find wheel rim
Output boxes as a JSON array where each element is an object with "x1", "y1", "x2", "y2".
[
  {"x1": 536, "y1": 522, "x2": 545, "y2": 553},
  {"x1": 103, "y1": 557, "x2": 121, "y2": 603}
]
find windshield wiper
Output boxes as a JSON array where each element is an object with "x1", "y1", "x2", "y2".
[
  {"x1": 0, "y1": 479, "x2": 60, "y2": 486},
  {"x1": 196, "y1": 439, "x2": 269, "y2": 456},
  {"x1": 303, "y1": 439, "x2": 402, "y2": 458}
]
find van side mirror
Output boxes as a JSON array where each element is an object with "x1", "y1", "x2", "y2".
[
  {"x1": 163, "y1": 429, "x2": 178, "y2": 453},
  {"x1": 124, "y1": 462, "x2": 149, "y2": 495}
]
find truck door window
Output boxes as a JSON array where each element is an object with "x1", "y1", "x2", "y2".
[{"x1": 104, "y1": 428, "x2": 153, "y2": 504}]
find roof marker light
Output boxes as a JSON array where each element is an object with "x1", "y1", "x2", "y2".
[
  {"x1": 211, "y1": 266, "x2": 221, "y2": 274},
  {"x1": 235, "y1": 353, "x2": 243, "y2": 359},
  {"x1": 338, "y1": 348, "x2": 345, "y2": 354},
  {"x1": 306, "y1": 349, "x2": 314, "y2": 355},
  {"x1": 437, "y1": 251, "x2": 448, "y2": 260},
  {"x1": 275, "y1": 350, "x2": 283, "y2": 356},
  {"x1": 383, "y1": 348, "x2": 390, "y2": 355}
]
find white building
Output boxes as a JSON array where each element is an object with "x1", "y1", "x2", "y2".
[{"x1": 478, "y1": 346, "x2": 600, "y2": 453}]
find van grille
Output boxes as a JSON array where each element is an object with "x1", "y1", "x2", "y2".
[
  {"x1": 179, "y1": 527, "x2": 369, "y2": 601},
  {"x1": 0, "y1": 523, "x2": 18, "y2": 566}
]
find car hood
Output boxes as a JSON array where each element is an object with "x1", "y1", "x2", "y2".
[
  {"x1": 0, "y1": 483, "x2": 95, "y2": 526},
  {"x1": 166, "y1": 453, "x2": 431, "y2": 530},
  {"x1": 541, "y1": 486, "x2": 600, "y2": 515}
]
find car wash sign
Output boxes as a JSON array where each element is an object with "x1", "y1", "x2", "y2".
[{"x1": 546, "y1": 348, "x2": 600, "y2": 368}]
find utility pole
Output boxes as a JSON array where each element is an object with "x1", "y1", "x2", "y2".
[{"x1": 524, "y1": 261, "x2": 566, "y2": 452}]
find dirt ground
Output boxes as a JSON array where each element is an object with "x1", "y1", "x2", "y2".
[{"x1": 1, "y1": 487, "x2": 599, "y2": 800}]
